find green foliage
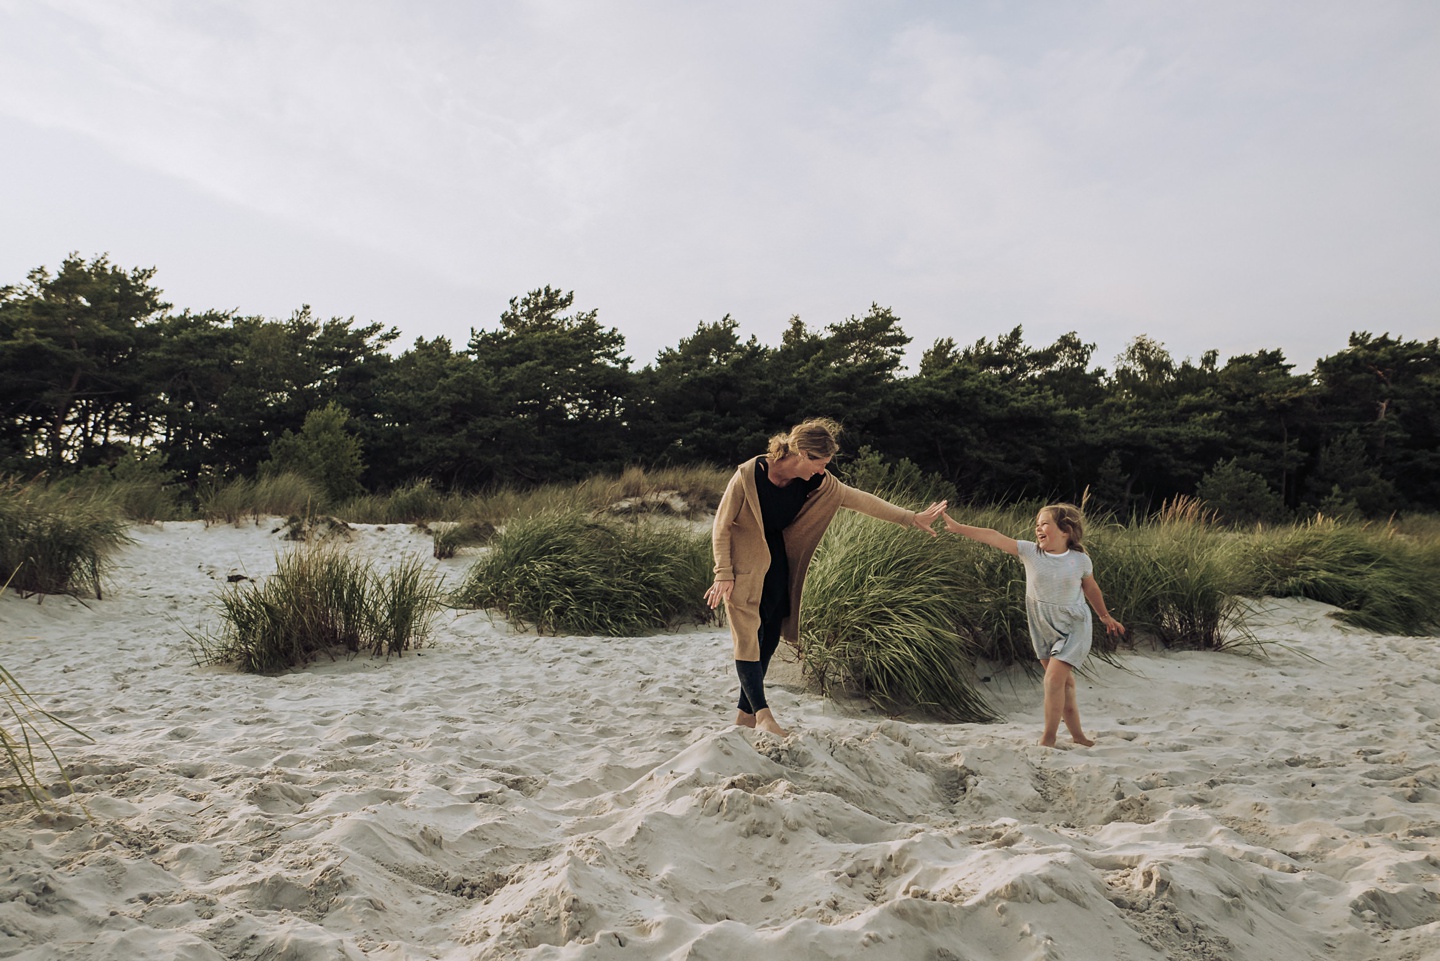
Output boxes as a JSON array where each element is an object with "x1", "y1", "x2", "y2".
[
  {"x1": 467, "y1": 287, "x2": 632, "y2": 483},
  {"x1": 894, "y1": 329, "x2": 1092, "y2": 504},
  {"x1": 198, "y1": 472, "x2": 325, "y2": 524},
  {"x1": 1304, "y1": 430, "x2": 1400, "y2": 517},
  {"x1": 801, "y1": 513, "x2": 999, "y2": 722},
  {"x1": 0, "y1": 478, "x2": 130, "y2": 597},
  {"x1": 453, "y1": 512, "x2": 713, "y2": 635},
  {"x1": 1311, "y1": 333, "x2": 1439, "y2": 509},
  {"x1": 263, "y1": 402, "x2": 366, "y2": 503},
  {"x1": 1196, "y1": 459, "x2": 1287, "y2": 526},
  {"x1": 1241, "y1": 518, "x2": 1440, "y2": 635},
  {"x1": 59, "y1": 447, "x2": 189, "y2": 523},
  {"x1": 4, "y1": 256, "x2": 1439, "y2": 515},
  {"x1": 629, "y1": 316, "x2": 773, "y2": 466},
  {"x1": 192, "y1": 547, "x2": 444, "y2": 673},
  {"x1": 333, "y1": 478, "x2": 474, "y2": 525},
  {"x1": 144, "y1": 307, "x2": 398, "y2": 484},
  {"x1": 836, "y1": 446, "x2": 956, "y2": 505},
  {"x1": 0, "y1": 253, "x2": 169, "y2": 474}
]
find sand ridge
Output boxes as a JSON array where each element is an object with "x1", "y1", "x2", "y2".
[{"x1": 1, "y1": 520, "x2": 1437, "y2": 960}]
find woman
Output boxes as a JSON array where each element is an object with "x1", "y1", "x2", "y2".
[{"x1": 704, "y1": 418, "x2": 947, "y2": 736}]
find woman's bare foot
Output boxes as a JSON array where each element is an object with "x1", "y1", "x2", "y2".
[
  {"x1": 734, "y1": 710, "x2": 757, "y2": 728},
  {"x1": 754, "y1": 708, "x2": 789, "y2": 737},
  {"x1": 1038, "y1": 735, "x2": 1058, "y2": 748},
  {"x1": 1071, "y1": 733, "x2": 1095, "y2": 747}
]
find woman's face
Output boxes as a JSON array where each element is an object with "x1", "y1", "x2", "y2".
[
  {"x1": 1035, "y1": 511, "x2": 1070, "y2": 552},
  {"x1": 794, "y1": 452, "x2": 832, "y2": 480}
]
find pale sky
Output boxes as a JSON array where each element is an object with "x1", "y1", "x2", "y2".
[{"x1": 3, "y1": 1, "x2": 1437, "y2": 375}]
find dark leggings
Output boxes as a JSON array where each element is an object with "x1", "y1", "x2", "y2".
[{"x1": 736, "y1": 618, "x2": 784, "y2": 714}]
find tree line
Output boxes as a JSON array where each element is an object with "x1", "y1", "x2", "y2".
[{"x1": 2, "y1": 253, "x2": 1436, "y2": 518}]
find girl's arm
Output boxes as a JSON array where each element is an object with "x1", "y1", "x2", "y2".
[
  {"x1": 941, "y1": 512, "x2": 1019, "y2": 555},
  {"x1": 1081, "y1": 574, "x2": 1126, "y2": 636}
]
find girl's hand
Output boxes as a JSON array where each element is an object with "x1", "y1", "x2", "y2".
[
  {"x1": 704, "y1": 580, "x2": 734, "y2": 610},
  {"x1": 1101, "y1": 615, "x2": 1126, "y2": 637},
  {"x1": 941, "y1": 511, "x2": 964, "y2": 534},
  {"x1": 912, "y1": 500, "x2": 947, "y2": 536}
]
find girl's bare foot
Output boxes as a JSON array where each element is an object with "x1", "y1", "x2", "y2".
[
  {"x1": 1038, "y1": 735, "x2": 1058, "y2": 747},
  {"x1": 754, "y1": 708, "x2": 789, "y2": 737},
  {"x1": 734, "y1": 710, "x2": 757, "y2": 728},
  {"x1": 1072, "y1": 733, "x2": 1095, "y2": 747}
]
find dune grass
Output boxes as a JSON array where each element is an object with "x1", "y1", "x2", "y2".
[
  {"x1": 801, "y1": 513, "x2": 999, "y2": 722},
  {"x1": 1093, "y1": 497, "x2": 1255, "y2": 652},
  {"x1": 0, "y1": 478, "x2": 131, "y2": 598},
  {"x1": 1240, "y1": 516, "x2": 1440, "y2": 635},
  {"x1": 191, "y1": 547, "x2": 445, "y2": 673},
  {"x1": 453, "y1": 511, "x2": 714, "y2": 636},
  {"x1": 198, "y1": 472, "x2": 327, "y2": 525},
  {"x1": 431, "y1": 520, "x2": 497, "y2": 559},
  {"x1": 333, "y1": 479, "x2": 476, "y2": 524},
  {"x1": 454, "y1": 464, "x2": 730, "y2": 526}
]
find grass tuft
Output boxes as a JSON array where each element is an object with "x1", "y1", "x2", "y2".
[
  {"x1": 1098, "y1": 502, "x2": 1254, "y2": 652},
  {"x1": 1241, "y1": 517, "x2": 1440, "y2": 635},
  {"x1": 431, "y1": 520, "x2": 496, "y2": 559},
  {"x1": 801, "y1": 513, "x2": 998, "y2": 722},
  {"x1": 452, "y1": 511, "x2": 714, "y2": 635},
  {"x1": 191, "y1": 547, "x2": 445, "y2": 673},
  {"x1": 199, "y1": 472, "x2": 325, "y2": 525},
  {"x1": 0, "y1": 478, "x2": 131, "y2": 598}
]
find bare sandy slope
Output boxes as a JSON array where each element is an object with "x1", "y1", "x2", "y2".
[{"x1": 1, "y1": 520, "x2": 1437, "y2": 961}]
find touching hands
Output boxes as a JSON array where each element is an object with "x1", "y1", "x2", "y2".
[
  {"x1": 704, "y1": 580, "x2": 734, "y2": 610},
  {"x1": 913, "y1": 500, "x2": 947, "y2": 536}
]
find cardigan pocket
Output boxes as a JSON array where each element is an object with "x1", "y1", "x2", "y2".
[{"x1": 731, "y1": 570, "x2": 762, "y2": 605}]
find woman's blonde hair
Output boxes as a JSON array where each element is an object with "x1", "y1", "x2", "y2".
[
  {"x1": 1040, "y1": 502, "x2": 1087, "y2": 553},
  {"x1": 767, "y1": 417, "x2": 843, "y2": 461}
]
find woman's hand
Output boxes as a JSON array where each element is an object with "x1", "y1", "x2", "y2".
[
  {"x1": 705, "y1": 579, "x2": 734, "y2": 610},
  {"x1": 912, "y1": 500, "x2": 947, "y2": 536}
]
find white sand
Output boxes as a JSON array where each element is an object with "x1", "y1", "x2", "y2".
[{"x1": 1, "y1": 520, "x2": 1438, "y2": 961}]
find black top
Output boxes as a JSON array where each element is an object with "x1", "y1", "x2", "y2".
[{"x1": 754, "y1": 458, "x2": 824, "y2": 621}]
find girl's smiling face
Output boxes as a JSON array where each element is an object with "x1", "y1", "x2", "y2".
[{"x1": 1035, "y1": 510, "x2": 1070, "y2": 553}]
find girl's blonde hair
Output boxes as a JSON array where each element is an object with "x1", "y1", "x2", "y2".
[
  {"x1": 1040, "y1": 502, "x2": 1087, "y2": 553},
  {"x1": 767, "y1": 417, "x2": 842, "y2": 461}
]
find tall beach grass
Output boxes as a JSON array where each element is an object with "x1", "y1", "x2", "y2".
[
  {"x1": 453, "y1": 511, "x2": 714, "y2": 636},
  {"x1": 198, "y1": 472, "x2": 326, "y2": 525},
  {"x1": 191, "y1": 546, "x2": 445, "y2": 673},
  {"x1": 1241, "y1": 516, "x2": 1440, "y2": 635},
  {"x1": 801, "y1": 513, "x2": 999, "y2": 722},
  {"x1": 0, "y1": 478, "x2": 130, "y2": 598},
  {"x1": 1096, "y1": 498, "x2": 1254, "y2": 652}
]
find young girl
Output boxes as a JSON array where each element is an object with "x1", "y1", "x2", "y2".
[{"x1": 943, "y1": 503, "x2": 1125, "y2": 747}]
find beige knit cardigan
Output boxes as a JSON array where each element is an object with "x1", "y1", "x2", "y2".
[{"x1": 712, "y1": 455, "x2": 918, "y2": 661}]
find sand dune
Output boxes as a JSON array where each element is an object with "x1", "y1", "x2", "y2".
[{"x1": 1, "y1": 520, "x2": 1437, "y2": 960}]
